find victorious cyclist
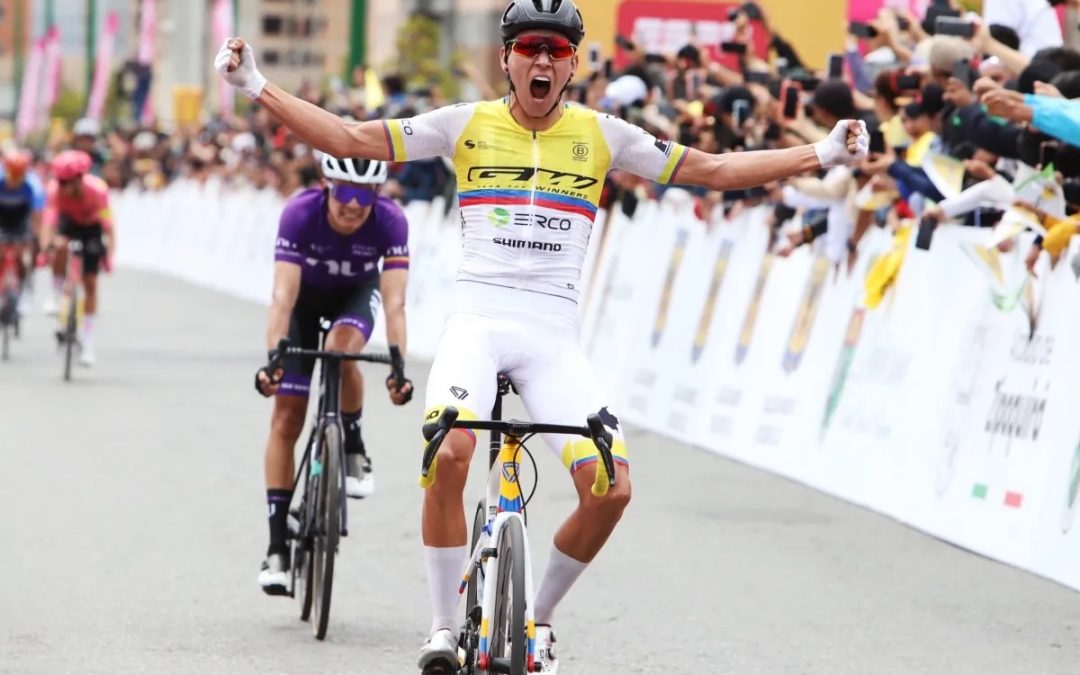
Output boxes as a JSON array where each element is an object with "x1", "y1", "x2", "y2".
[
  {"x1": 217, "y1": 0, "x2": 867, "y2": 669},
  {"x1": 44, "y1": 150, "x2": 114, "y2": 367},
  {"x1": 253, "y1": 153, "x2": 413, "y2": 595},
  {"x1": 0, "y1": 150, "x2": 45, "y2": 315}
]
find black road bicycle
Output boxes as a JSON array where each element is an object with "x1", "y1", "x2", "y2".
[{"x1": 263, "y1": 333, "x2": 406, "y2": 640}]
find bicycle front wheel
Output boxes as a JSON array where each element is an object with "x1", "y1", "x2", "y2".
[
  {"x1": 2, "y1": 290, "x2": 15, "y2": 360},
  {"x1": 466, "y1": 499, "x2": 486, "y2": 616},
  {"x1": 62, "y1": 290, "x2": 77, "y2": 382},
  {"x1": 488, "y1": 516, "x2": 527, "y2": 675},
  {"x1": 311, "y1": 423, "x2": 342, "y2": 640}
]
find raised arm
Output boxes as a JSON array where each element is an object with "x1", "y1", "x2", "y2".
[
  {"x1": 259, "y1": 84, "x2": 391, "y2": 160},
  {"x1": 215, "y1": 38, "x2": 388, "y2": 160},
  {"x1": 674, "y1": 121, "x2": 866, "y2": 192},
  {"x1": 603, "y1": 114, "x2": 867, "y2": 193}
]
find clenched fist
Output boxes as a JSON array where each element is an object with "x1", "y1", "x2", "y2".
[
  {"x1": 214, "y1": 38, "x2": 268, "y2": 100},
  {"x1": 814, "y1": 120, "x2": 869, "y2": 169}
]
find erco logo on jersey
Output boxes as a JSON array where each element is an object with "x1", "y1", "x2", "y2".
[
  {"x1": 487, "y1": 209, "x2": 572, "y2": 231},
  {"x1": 467, "y1": 166, "x2": 598, "y2": 190},
  {"x1": 492, "y1": 237, "x2": 563, "y2": 252}
]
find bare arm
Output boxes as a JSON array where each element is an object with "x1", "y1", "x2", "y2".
[
  {"x1": 676, "y1": 145, "x2": 820, "y2": 192},
  {"x1": 379, "y1": 269, "x2": 408, "y2": 357},
  {"x1": 257, "y1": 84, "x2": 390, "y2": 160},
  {"x1": 267, "y1": 261, "x2": 301, "y2": 351}
]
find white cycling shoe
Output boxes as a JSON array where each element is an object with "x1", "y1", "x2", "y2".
[
  {"x1": 345, "y1": 453, "x2": 374, "y2": 499},
  {"x1": 79, "y1": 344, "x2": 96, "y2": 367},
  {"x1": 418, "y1": 628, "x2": 461, "y2": 673},
  {"x1": 535, "y1": 624, "x2": 559, "y2": 673},
  {"x1": 258, "y1": 552, "x2": 290, "y2": 596},
  {"x1": 42, "y1": 296, "x2": 58, "y2": 316}
]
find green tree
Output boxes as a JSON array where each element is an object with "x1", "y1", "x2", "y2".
[{"x1": 385, "y1": 14, "x2": 462, "y2": 101}]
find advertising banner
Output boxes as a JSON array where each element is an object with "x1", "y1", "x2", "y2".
[{"x1": 113, "y1": 187, "x2": 1080, "y2": 592}]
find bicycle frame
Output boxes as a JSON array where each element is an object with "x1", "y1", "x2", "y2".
[
  {"x1": 59, "y1": 240, "x2": 85, "y2": 328},
  {"x1": 0, "y1": 241, "x2": 19, "y2": 311},
  {"x1": 282, "y1": 333, "x2": 404, "y2": 541}
]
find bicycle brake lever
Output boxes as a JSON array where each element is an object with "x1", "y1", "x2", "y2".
[
  {"x1": 421, "y1": 407, "x2": 460, "y2": 477},
  {"x1": 586, "y1": 414, "x2": 618, "y2": 488}
]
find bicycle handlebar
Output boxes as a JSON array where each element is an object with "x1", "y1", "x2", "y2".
[
  {"x1": 420, "y1": 406, "x2": 618, "y2": 497},
  {"x1": 266, "y1": 337, "x2": 406, "y2": 383}
]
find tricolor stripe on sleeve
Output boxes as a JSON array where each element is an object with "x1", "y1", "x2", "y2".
[
  {"x1": 658, "y1": 144, "x2": 690, "y2": 185},
  {"x1": 383, "y1": 256, "x2": 409, "y2": 271},
  {"x1": 383, "y1": 121, "x2": 408, "y2": 162}
]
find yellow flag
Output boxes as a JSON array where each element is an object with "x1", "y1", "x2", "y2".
[
  {"x1": 864, "y1": 225, "x2": 913, "y2": 310},
  {"x1": 364, "y1": 68, "x2": 386, "y2": 111}
]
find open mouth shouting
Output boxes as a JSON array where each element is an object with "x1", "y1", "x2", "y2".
[{"x1": 530, "y1": 75, "x2": 553, "y2": 101}]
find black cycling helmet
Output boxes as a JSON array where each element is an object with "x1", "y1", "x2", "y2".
[{"x1": 500, "y1": 0, "x2": 585, "y2": 47}]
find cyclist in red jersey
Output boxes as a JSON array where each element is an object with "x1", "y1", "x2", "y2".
[{"x1": 43, "y1": 150, "x2": 115, "y2": 367}]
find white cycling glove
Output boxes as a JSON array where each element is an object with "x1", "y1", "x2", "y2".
[
  {"x1": 814, "y1": 120, "x2": 869, "y2": 169},
  {"x1": 214, "y1": 39, "x2": 267, "y2": 100}
]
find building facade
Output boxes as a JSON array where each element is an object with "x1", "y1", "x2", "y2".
[{"x1": 236, "y1": 0, "x2": 351, "y2": 92}]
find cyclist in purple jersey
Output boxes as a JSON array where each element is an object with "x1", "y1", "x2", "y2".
[{"x1": 254, "y1": 154, "x2": 414, "y2": 595}]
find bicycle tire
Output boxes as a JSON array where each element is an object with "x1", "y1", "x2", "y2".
[
  {"x1": 489, "y1": 516, "x2": 527, "y2": 675},
  {"x1": 63, "y1": 289, "x2": 77, "y2": 382},
  {"x1": 311, "y1": 423, "x2": 342, "y2": 640},
  {"x1": 293, "y1": 492, "x2": 314, "y2": 621},
  {"x1": 1, "y1": 291, "x2": 14, "y2": 361},
  {"x1": 466, "y1": 499, "x2": 486, "y2": 615}
]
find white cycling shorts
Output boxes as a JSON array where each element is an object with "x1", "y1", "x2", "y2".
[{"x1": 423, "y1": 281, "x2": 628, "y2": 474}]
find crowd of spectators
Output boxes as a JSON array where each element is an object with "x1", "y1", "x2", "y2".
[{"x1": 14, "y1": 0, "x2": 1080, "y2": 273}]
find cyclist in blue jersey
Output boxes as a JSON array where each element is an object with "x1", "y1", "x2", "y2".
[
  {"x1": 253, "y1": 153, "x2": 414, "y2": 595},
  {"x1": 0, "y1": 150, "x2": 46, "y2": 315}
]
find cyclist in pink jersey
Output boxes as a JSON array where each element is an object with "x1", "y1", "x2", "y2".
[{"x1": 43, "y1": 150, "x2": 115, "y2": 366}]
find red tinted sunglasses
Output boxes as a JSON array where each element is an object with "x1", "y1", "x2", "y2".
[{"x1": 509, "y1": 35, "x2": 576, "y2": 60}]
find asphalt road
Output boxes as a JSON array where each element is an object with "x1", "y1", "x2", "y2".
[{"x1": 1, "y1": 269, "x2": 1077, "y2": 675}]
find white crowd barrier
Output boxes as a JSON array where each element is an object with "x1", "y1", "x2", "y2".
[{"x1": 115, "y1": 179, "x2": 1080, "y2": 592}]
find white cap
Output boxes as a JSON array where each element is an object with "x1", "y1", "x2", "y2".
[
  {"x1": 604, "y1": 75, "x2": 648, "y2": 107},
  {"x1": 73, "y1": 117, "x2": 101, "y2": 137}
]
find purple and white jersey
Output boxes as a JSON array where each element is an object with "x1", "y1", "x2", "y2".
[{"x1": 274, "y1": 188, "x2": 410, "y2": 289}]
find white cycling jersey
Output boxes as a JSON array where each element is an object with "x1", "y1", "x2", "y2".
[{"x1": 383, "y1": 99, "x2": 690, "y2": 304}]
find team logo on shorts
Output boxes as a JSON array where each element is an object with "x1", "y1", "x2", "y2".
[{"x1": 450, "y1": 386, "x2": 469, "y2": 400}]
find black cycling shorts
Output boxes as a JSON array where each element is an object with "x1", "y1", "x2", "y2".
[
  {"x1": 278, "y1": 276, "x2": 381, "y2": 398},
  {"x1": 0, "y1": 217, "x2": 30, "y2": 243},
  {"x1": 59, "y1": 218, "x2": 106, "y2": 276}
]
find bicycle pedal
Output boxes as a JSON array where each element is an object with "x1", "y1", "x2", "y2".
[{"x1": 420, "y1": 659, "x2": 459, "y2": 675}]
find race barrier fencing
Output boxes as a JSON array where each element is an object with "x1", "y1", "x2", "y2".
[{"x1": 114, "y1": 179, "x2": 1080, "y2": 592}]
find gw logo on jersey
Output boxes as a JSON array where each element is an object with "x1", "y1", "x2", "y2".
[{"x1": 467, "y1": 166, "x2": 598, "y2": 191}]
